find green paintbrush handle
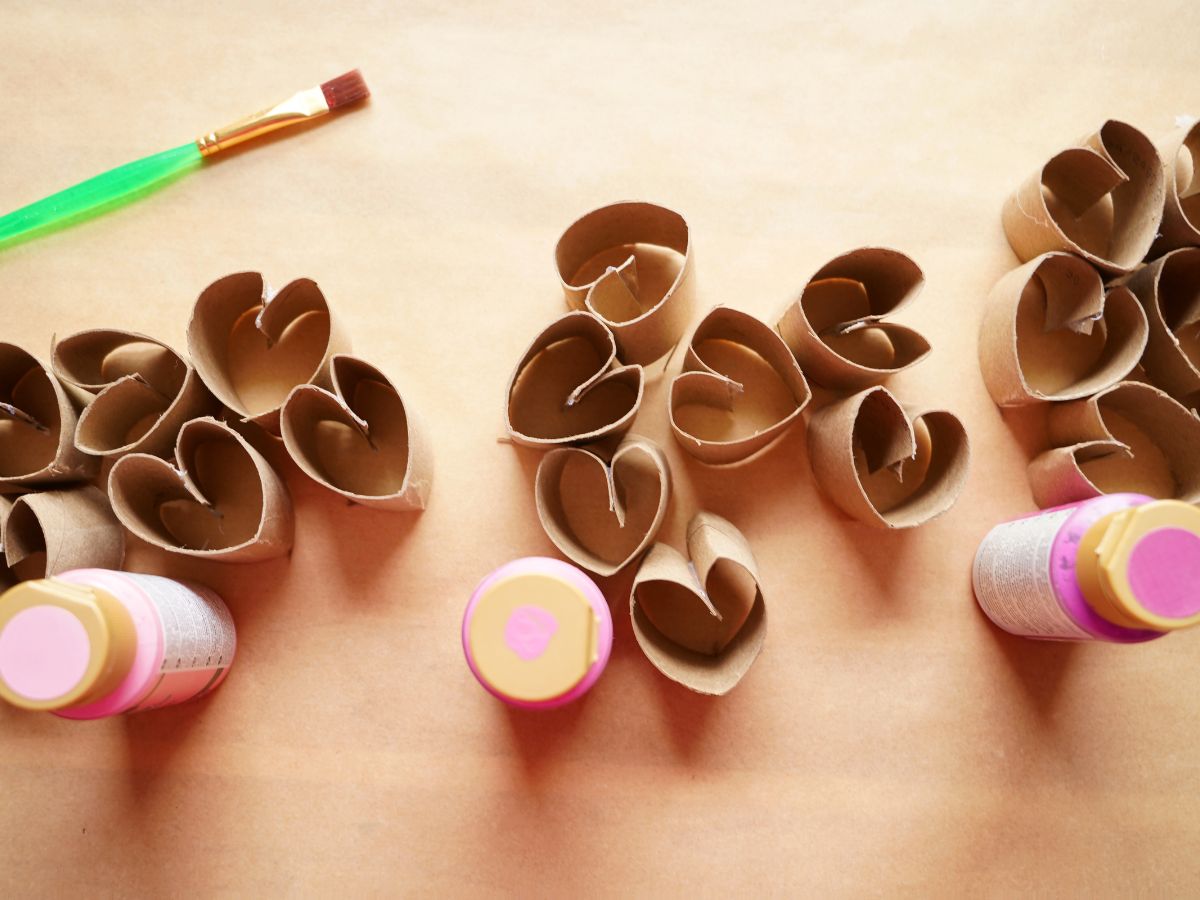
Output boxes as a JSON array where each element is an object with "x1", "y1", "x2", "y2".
[{"x1": 0, "y1": 142, "x2": 203, "y2": 245}]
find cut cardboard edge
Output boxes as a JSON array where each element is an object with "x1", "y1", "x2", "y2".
[
  {"x1": 979, "y1": 252, "x2": 1148, "y2": 406},
  {"x1": 107, "y1": 415, "x2": 294, "y2": 562},
  {"x1": 1001, "y1": 120, "x2": 1166, "y2": 275},
  {"x1": 186, "y1": 272, "x2": 351, "y2": 434},
  {"x1": 775, "y1": 247, "x2": 931, "y2": 390},
  {"x1": 1029, "y1": 380, "x2": 1200, "y2": 507},
  {"x1": 629, "y1": 511, "x2": 766, "y2": 695},
  {"x1": 669, "y1": 306, "x2": 812, "y2": 465},
  {"x1": 504, "y1": 310, "x2": 645, "y2": 448},
  {"x1": 556, "y1": 201, "x2": 696, "y2": 366},
  {"x1": 280, "y1": 354, "x2": 434, "y2": 511},
  {"x1": 534, "y1": 434, "x2": 670, "y2": 576},
  {"x1": 0, "y1": 342, "x2": 98, "y2": 488},
  {"x1": 4, "y1": 486, "x2": 125, "y2": 578},
  {"x1": 807, "y1": 386, "x2": 970, "y2": 528},
  {"x1": 52, "y1": 328, "x2": 219, "y2": 458}
]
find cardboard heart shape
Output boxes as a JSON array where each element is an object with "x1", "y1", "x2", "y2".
[
  {"x1": 186, "y1": 272, "x2": 350, "y2": 433},
  {"x1": 776, "y1": 247, "x2": 931, "y2": 390},
  {"x1": 807, "y1": 386, "x2": 970, "y2": 528},
  {"x1": 280, "y1": 354, "x2": 433, "y2": 511},
  {"x1": 0, "y1": 342, "x2": 97, "y2": 489},
  {"x1": 979, "y1": 252, "x2": 1148, "y2": 405},
  {"x1": 535, "y1": 434, "x2": 670, "y2": 576},
  {"x1": 51, "y1": 329, "x2": 218, "y2": 458},
  {"x1": 504, "y1": 311, "x2": 644, "y2": 448},
  {"x1": 1152, "y1": 120, "x2": 1200, "y2": 253},
  {"x1": 1002, "y1": 120, "x2": 1165, "y2": 275},
  {"x1": 1, "y1": 486, "x2": 124, "y2": 584},
  {"x1": 1114, "y1": 248, "x2": 1200, "y2": 410},
  {"x1": 669, "y1": 307, "x2": 811, "y2": 464},
  {"x1": 555, "y1": 201, "x2": 696, "y2": 365},
  {"x1": 630, "y1": 512, "x2": 766, "y2": 695},
  {"x1": 108, "y1": 416, "x2": 293, "y2": 562},
  {"x1": 1028, "y1": 381, "x2": 1200, "y2": 508}
]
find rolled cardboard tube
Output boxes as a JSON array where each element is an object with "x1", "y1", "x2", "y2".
[
  {"x1": 1001, "y1": 120, "x2": 1165, "y2": 275},
  {"x1": 555, "y1": 201, "x2": 696, "y2": 366},
  {"x1": 51, "y1": 329, "x2": 218, "y2": 458},
  {"x1": 280, "y1": 354, "x2": 433, "y2": 511},
  {"x1": 979, "y1": 252, "x2": 1148, "y2": 406},
  {"x1": 186, "y1": 272, "x2": 350, "y2": 434},
  {"x1": 630, "y1": 511, "x2": 766, "y2": 696},
  {"x1": 0, "y1": 342, "x2": 98, "y2": 489}
]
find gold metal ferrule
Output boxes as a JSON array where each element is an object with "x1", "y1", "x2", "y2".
[{"x1": 195, "y1": 86, "x2": 330, "y2": 157}]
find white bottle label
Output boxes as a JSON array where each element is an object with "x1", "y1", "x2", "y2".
[
  {"x1": 120, "y1": 574, "x2": 237, "y2": 712},
  {"x1": 972, "y1": 509, "x2": 1092, "y2": 640}
]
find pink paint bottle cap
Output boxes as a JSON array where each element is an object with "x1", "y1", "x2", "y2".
[
  {"x1": 0, "y1": 578, "x2": 137, "y2": 711},
  {"x1": 1079, "y1": 500, "x2": 1200, "y2": 632},
  {"x1": 462, "y1": 557, "x2": 612, "y2": 709}
]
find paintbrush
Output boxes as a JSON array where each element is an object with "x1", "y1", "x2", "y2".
[{"x1": 0, "y1": 70, "x2": 369, "y2": 247}]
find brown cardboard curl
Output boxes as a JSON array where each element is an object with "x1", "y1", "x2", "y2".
[
  {"x1": 186, "y1": 272, "x2": 350, "y2": 433},
  {"x1": 108, "y1": 416, "x2": 293, "y2": 562},
  {"x1": 555, "y1": 201, "x2": 695, "y2": 366},
  {"x1": 505, "y1": 311, "x2": 644, "y2": 448},
  {"x1": 979, "y1": 252, "x2": 1148, "y2": 406},
  {"x1": 630, "y1": 511, "x2": 766, "y2": 696},
  {"x1": 1153, "y1": 120, "x2": 1200, "y2": 252},
  {"x1": 51, "y1": 329, "x2": 218, "y2": 458},
  {"x1": 280, "y1": 354, "x2": 433, "y2": 511},
  {"x1": 535, "y1": 434, "x2": 670, "y2": 576},
  {"x1": 1027, "y1": 381, "x2": 1200, "y2": 507},
  {"x1": 1114, "y1": 248, "x2": 1200, "y2": 409},
  {"x1": 1002, "y1": 120, "x2": 1166, "y2": 275},
  {"x1": 0, "y1": 342, "x2": 98, "y2": 489},
  {"x1": 669, "y1": 307, "x2": 811, "y2": 465},
  {"x1": 807, "y1": 386, "x2": 970, "y2": 528},
  {"x1": 1, "y1": 486, "x2": 125, "y2": 584},
  {"x1": 776, "y1": 248, "x2": 931, "y2": 390}
]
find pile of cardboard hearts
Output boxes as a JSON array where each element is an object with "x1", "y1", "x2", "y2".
[
  {"x1": 0, "y1": 273, "x2": 432, "y2": 583},
  {"x1": 504, "y1": 202, "x2": 971, "y2": 694},
  {"x1": 983, "y1": 118, "x2": 1200, "y2": 506}
]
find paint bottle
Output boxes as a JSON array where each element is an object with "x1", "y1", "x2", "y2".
[
  {"x1": 972, "y1": 494, "x2": 1200, "y2": 642},
  {"x1": 462, "y1": 557, "x2": 612, "y2": 709},
  {"x1": 0, "y1": 569, "x2": 236, "y2": 718}
]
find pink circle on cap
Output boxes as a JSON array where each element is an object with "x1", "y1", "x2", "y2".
[
  {"x1": 1127, "y1": 528, "x2": 1200, "y2": 619},
  {"x1": 0, "y1": 605, "x2": 92, "y2": 701}
]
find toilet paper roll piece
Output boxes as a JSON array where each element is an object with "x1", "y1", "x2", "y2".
[
  {"x1": 504, "y1": 311, "x2": 644, "y2": 448},
  {"x1": 2, "y1": 486, "x2": 125, "y2": 583},
  {"x1": 1028, "y1": 381, "x2": 1200, "y2": 508},
  {"x1": 776, "y1": 247, "x2": 931, "y2": 390},
  {"x1": 555, "y1": 201, "x2": 696, "y2": 366},
  {"x1": 535, "y1": 434, "x2": 670, "y2": 577},
  {"x1": 187, "y1": 272, "x2": 351, "y2": 434},
  {"x1": 1112, "y1": 248, "x2": 1200, "y2": 410},
  {"x1": 0, "y1": 343, "x2": 98, "y2": 489},
  {"x1": 1002, "y1": 120, "x2": 1165, "y2": 275},
  {"x1": 807, "y1": 386, "x2": 971, "y2": 529},
  {"x1": 51, "y1": 329, "x2": 218, "y2": 458},
  {"x1": 1153, "y1": 120, "x2": 1200, "y2": 253},
  {"x1": 108, "y1": 416, "x2": 294, "y2": 562},
  {"x1": 669, "y1": 306, "x2": 811, "y2": 465},
  {"x1": 281, "y1": 354, "x2": 433, "y2": 511},
  {"x1": 630, "y1": 511, "x2": 766, "y2": 696},
  {"x1": 979, "y1": 252, "x2": 1148, "y2": 406}
]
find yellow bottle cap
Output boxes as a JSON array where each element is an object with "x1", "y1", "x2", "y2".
[
  {"x1": 0, "y1": 578, "x2": 136, "y2": 711},
  {"x1": 1076, "y1": 500, "x2": 1200, "y2": 632}
]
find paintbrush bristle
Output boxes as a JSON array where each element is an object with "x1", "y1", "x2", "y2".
[{"x1": 321, "y1": 70, "x2": 370, "y2": 111}]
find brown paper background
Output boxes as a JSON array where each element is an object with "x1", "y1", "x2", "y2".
[{"x1": 1, "y1": 3, "x2": 1199, "y2": 895}]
